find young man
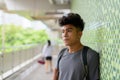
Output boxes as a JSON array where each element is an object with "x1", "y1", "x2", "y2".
[{"x1": 53, "y1": 13, "x2": 100, "y2": 80}]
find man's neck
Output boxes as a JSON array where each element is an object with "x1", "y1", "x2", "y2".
[{"x1": 67, "y1": 43, "x2": 83, "y2": 53}]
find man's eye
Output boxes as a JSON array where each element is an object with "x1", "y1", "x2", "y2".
[
  {"x1": 62, "y1": 30, "x2": 64, "y2": 33},
  {"x1": 67, "y1": 30, "x2": 72, "y2": 32}
]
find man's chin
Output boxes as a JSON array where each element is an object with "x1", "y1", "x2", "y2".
[{"x1": 64, "y1": 43, "x2": 69, "y2": 46}]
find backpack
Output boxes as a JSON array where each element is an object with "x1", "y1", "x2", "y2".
[{"x1": 58, "y1": 46, "x2": 89, "y2": 80}]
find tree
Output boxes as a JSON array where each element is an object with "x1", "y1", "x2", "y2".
[{"x1": 0, "y1": 24, "x2": 49, "y2": 48}]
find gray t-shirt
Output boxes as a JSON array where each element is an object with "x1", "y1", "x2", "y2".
[{"x1": 56, "y1": 46, "x2": 99, "y2": 80}]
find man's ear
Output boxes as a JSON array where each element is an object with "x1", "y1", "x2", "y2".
[{"x1": 78, "y1": 31, "x2": 82, "y2": 37}]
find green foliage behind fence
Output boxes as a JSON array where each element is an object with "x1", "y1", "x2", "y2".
[{"x1": 0, "y1": 24, "x2": 48, "y2": 48}]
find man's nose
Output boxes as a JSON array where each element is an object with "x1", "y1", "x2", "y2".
[{"x1": 63, "y1": 31, "x2": 67, "y2": 37}]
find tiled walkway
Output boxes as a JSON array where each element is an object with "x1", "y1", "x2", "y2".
[
  {"x1": 23, "y1": 63, "x2": 53, "y2": 80},
  {"x1": 5, "y1": 55, "x2": 57, "y2": 80}
]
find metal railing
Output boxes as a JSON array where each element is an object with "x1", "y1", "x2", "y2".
[{"x1": 0, "y1": 44, "x2": 43, "y2": 80}]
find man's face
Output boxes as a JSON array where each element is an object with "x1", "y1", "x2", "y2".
[{"x1": 61, "y1": 24, "x2": 82, "y2": 46}]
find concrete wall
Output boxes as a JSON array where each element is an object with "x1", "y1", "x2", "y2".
[{"x1": 71, "y1": 0, "x2": 120, "y2": 80}]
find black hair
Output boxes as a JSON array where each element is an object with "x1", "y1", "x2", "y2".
[
  {"x1": 47, "y1": 40, "x2": 51, "y2": 46},
  {"x1": 58, "y1": 13, "x2": 85, "y2": 31}
]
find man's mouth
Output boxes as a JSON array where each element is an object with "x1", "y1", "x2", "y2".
[{"x1": 63, "y1": 38, "x2": 69, "y2": 42}]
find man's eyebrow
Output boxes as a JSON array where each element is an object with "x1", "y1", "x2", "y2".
[{"x1": 66, "y1": 28, "x2": 73, "y2": 30}]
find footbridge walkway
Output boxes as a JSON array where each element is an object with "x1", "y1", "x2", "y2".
[{"x1": 0, "y1": 44, "x2": 62, "y2": 80}]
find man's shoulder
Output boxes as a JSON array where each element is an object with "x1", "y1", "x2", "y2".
[
  {"x1": 87, "y1": 47, "x2": 99, "y2": 60},
  {"x1": 87, "y1": 46, "x2": 98, "y2": 53},
  {"x1": 87, "y1": 46, "x2": 99, "y2": 58},
  {"x1": 59, "y1": 48, "x2": 67, "y2": 54},
  {"x1": 57, "y1": 48, "x2": 67, "y2": 57}
]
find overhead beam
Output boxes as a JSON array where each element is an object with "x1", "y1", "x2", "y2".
[{"x1": 31, "y1": 15, "x2": 60, "y2": 20}]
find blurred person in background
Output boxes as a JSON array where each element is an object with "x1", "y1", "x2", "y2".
[{"x1": 42, "y1": 40, "x2": 53, "y2": 73}]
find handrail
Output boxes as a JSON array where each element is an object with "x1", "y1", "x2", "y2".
[{"x1": 0, "y1": 44, "x2": 44, "y2": 80}]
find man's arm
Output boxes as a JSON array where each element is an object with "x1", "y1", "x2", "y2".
[{"x1": 53, "y1": 68, "x2": 59, "y2": 80}]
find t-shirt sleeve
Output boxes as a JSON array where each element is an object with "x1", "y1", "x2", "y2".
[{"x1": 88, "y1": 49, "x2": 100, "y2": 80}]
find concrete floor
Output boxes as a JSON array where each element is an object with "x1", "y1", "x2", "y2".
[{"x1": 4, "y1": 55, "x2": 57, "y2": 80}]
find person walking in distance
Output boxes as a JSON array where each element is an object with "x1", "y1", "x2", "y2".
[
  {"x1": 42, "y1": 40, "x2": 53, "y2": 73},
  {"x1": 53, "y1": 13, "x2": 100, "y2": 80}
]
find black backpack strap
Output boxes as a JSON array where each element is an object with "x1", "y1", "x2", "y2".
[{"x1": 82, "y1": 46, "x2": 89, "y2": 80}]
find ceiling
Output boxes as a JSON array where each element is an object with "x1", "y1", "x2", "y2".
[{"x1": 0, "y1": 0, "x2": 71, "y2": 31}]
